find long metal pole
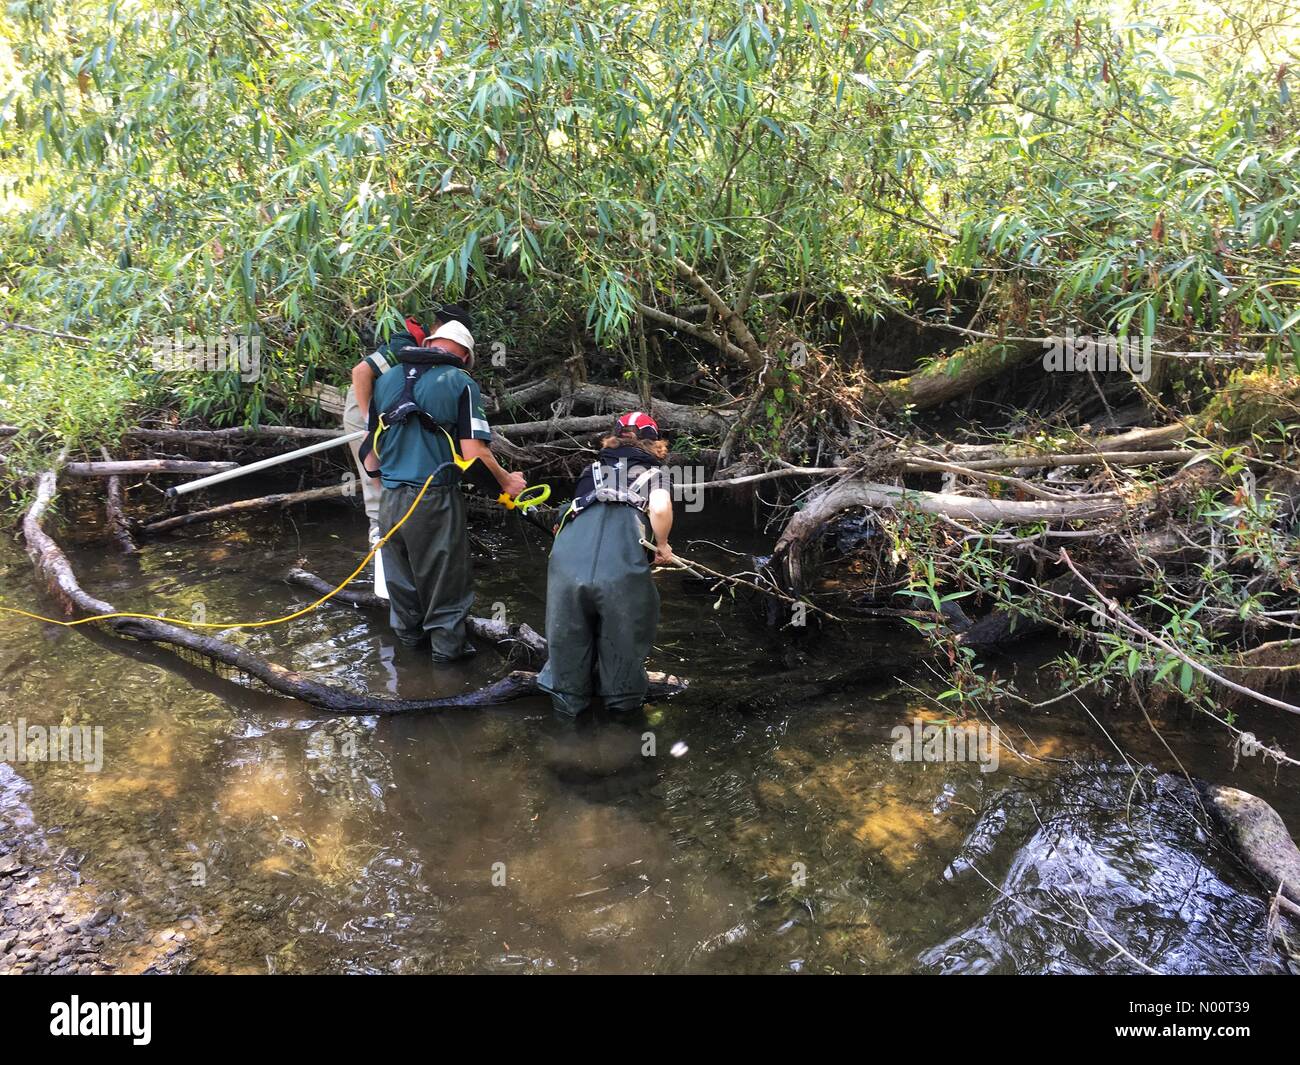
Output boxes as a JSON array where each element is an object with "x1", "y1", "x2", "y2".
[{"x1": 165, "y1": 430, "x2": 367, "y2": 498}]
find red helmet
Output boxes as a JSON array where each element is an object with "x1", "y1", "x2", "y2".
[{"x1": 615, "y1": 411, "x2": 660, "y2": 440}]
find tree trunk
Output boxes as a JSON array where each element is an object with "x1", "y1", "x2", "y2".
[{"x1": 774, "y1": 477, "x2": 1120, "y2": 591}]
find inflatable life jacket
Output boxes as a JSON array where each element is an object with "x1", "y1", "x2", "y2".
[
  {"x1": 358, "y1": 345, "x2": 466, "y2": 472},
  {"x1": 556, "y1": 459, "x2": 661, "y2": 535}
]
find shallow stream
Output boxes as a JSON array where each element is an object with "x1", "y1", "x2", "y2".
[{"x1": 0, "y1": 487, "x2": 1295, "y2": 973}]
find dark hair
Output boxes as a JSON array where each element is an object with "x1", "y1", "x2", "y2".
[{"x1": 435, "y1": 302, "x2": 473, "y2": 332}]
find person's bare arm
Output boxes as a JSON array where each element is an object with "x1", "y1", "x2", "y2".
[
  {"x1": 647, "y1": 487, "x2": 674, "y2": 563},
  {"x1": 460, "y1": 438, "x2": 526, "y2": 498},
  {"x1": 352, "y1": 361, "x2": 381, "y2": 480},
  {"x1": 351, "y1": 360, "x2": 375, "y2": 419}
]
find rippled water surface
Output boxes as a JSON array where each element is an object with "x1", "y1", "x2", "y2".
[{"x1": 1, "y1": 486, "x2": 1296, "y2": 973}]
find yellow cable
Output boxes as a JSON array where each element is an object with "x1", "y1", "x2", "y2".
[{"x1": 0, "y1": 474, "x2": 435, "y2": 631}]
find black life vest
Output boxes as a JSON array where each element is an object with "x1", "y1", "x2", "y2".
[
  {"x1": 358, "y1": 345, "x2": 465, "y2": 471},
  {"x1": 556, "y1": 457, "x2": 661, "y2": 534}
]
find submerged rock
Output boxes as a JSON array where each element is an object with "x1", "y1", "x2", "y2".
[
  {"x1": 942, "y1": 796, "x2": 1020, "y2": 882},
  {"x1": 920, "y1": 768, "x2": 1295, "y2": 974},
  {"x1": 1199, "y1": 782, "x2": 1300, "y2": 906}
]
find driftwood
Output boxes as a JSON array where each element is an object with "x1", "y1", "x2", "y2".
[
  {"x1": 127, "y1": 426, "x2": 342, "y2": 446},
  {"x1": 871, "y1": 340, "x2": 1041, "y2": 411},
  {"x1": 65, "y1": 459, "x2": 238, "y2": 477},
  {"x1": 143, "y1": 483, "x2": 352, "y2": 534},
  {"x1": 938, "y1": 423, "x2": 1189, "y2": 463},
  {"x1": 18, "y1": 468, "x2": 687, "y2": 713},
  {"x1": 502, "y1": 409, "x2": 729, "y2": 439},
  {"x1": 285, "y1": 567, "x2": 550, "y2": 669},
  {"x1": 100, "y1": 447, "x2": 138, "y2": 555},
  {"x1": 259, "y1": 374, "x2": 735, "y2": 451},
  {"x1": 774, "y1": 477, "x2": 1122, "y2": 591},
  {"x1": 495, "y1": 382, "x2": 733, "y2": 438},
  {"x1": 935, "y1": 449, "x2": 1196, "y2": 472}
]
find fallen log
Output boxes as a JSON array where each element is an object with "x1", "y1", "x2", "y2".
[
  {"x1": 696, "y1": 447, "x2": 1199, "y2": 492},
  {"x1": 501, "y1": 409, "x2": 729, "y2": 439},
  {"x1": 65, "y1": 459, "x2": 238, "y2": 477},
  {"x1": 1086, "y1": 424, "x2": 1189, "y2": 451},
  {"x1": 285, "y1": 567, "x2": 550, "y2": 668},
  {"x1": 948, "y1": 449, "x2": 1196, "y2": 472},
  {"x1": 127, "y1": 426, "x2": 343, "y2": 446},
  {"x1": 18, "y1": 469, "x2": 687, "y2": 713},
  {"x1": 101, "y1": 447, "x2": 138, "y2": 555},
  {"x1": 143, "y1": 483, "x2": 351, "y2": 534},
  {"x1": 495, "y1": 385, "x2": 733, "y2": 439},
  {"x1": 934, "y1": 424, "x2": 1190, "y2": 464},
  {"x1": 264, "y1": 377, "x2": 733, "y2": 445},
  {"x1": 871, "y1": 340, "x2": 1041, "y2": 412},
  {"x1": 773, "y1": 477, "x2": 1123, "y2": 591}
]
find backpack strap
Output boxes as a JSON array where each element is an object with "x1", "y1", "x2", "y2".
[{"x1": 560, "y1": 459, "x2": 660, "y2": 533}]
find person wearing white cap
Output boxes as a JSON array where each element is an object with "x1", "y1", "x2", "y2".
[
  {"x1": 344, "y1": 304, "x2": 475, "y2": 541},
  {"x1": 359, "y1": 312, "x2": 526, "y2": 663}
]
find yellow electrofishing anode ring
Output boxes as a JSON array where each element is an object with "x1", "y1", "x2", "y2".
[{"x1": 498, "y1": 483, "x2": 550, "y2": 511}]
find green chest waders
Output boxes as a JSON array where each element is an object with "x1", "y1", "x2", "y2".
[{"x1": 538, "y1": 465, "x2": 661, "y2": 717}]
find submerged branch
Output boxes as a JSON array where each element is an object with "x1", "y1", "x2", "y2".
[{"x1": 17, "y1": 469, "x2": 687, "y2": 713}]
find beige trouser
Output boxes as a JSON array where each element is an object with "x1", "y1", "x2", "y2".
[{"x1": 342, "y1": 385, "x2": 382, "y2": 528}]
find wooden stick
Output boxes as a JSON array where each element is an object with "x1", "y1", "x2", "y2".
[
  {"x1": 65, "y1": 459, "x2": 239, "y2": 477},
  {"x1": 143, "y1": 483, "x2": 351, "y2": 534},
  {"x1": 100, "y1": 447, "x2": 138, "y2": 555},
  {"x1": 127, "y1": 426, "x2": 343, "y2": 446},
  {"x1": 954, "y1": 449, "x2": 1196, "y2": 471}
]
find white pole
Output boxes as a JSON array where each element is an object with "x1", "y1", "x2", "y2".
[{"x1": 165, "y1": 430, "x2": 368, "y2": 498}]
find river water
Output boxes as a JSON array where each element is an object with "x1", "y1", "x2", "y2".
[{"x1": 1, "y1": 485, "x2": 1297, "y2": 973}]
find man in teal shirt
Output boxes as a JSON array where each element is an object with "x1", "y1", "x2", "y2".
[{"x1": 362, "y1": 320, "x2": 525, "y2": 662}]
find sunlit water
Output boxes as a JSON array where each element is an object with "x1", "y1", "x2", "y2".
[{"x1": 1, "y1": 485, "x2": 1296, "y2": 973}]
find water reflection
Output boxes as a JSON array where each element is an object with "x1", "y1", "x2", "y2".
[{"x1": 0, "y1": 498, "x2": 1296, "y2": 973}]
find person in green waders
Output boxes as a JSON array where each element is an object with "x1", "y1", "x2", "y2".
[
  {"x1": 344, "y1": 303, "x2": 473, "y2": 546},
  {"x1": 538, "y1": 412, "x2": 675, "y2": 718},
  {"x1": 360, "y1": 319, "x2": 526, "y2": 662}
]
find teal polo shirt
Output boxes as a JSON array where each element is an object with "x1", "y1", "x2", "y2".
[{"x1": 369, "y1": 353, "x2": 492, "y2": 489}]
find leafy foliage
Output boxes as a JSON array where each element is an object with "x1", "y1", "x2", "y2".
[{"x1": 1, "y1": 0, "x2": 1297, "y2": 439}]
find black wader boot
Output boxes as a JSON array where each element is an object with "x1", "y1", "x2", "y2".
[
  {"x1": 538, "y1": 503, "x2": 659, "y2": 717},
  {"x1": 378, "y1": 483, "x2": 476, "y2": 662}
]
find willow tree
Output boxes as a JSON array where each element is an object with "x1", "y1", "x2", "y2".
[
  {"x1": 0, "y1": 0, "x2": 1296, "y2": 439},
  {"x1": 3, "y1": 0, "x2": 1300, "y2": 750}
]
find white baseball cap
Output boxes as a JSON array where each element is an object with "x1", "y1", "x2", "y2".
[{"x1": 431, "y1": 320, "x2": 474, "y2": 354}]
